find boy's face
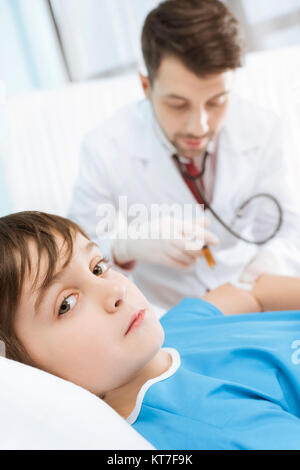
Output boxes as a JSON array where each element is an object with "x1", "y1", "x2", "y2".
[{"x1": 14, "y1": 233, "x2": 164, "y2": 396}]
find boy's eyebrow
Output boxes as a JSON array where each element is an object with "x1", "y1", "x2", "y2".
[{"x1": 34, "y1": 241, "x2": 100, "y2": 315}]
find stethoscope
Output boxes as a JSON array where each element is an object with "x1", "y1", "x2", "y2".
[{"x1": 173, "y1": 152, "x2": 283, "y2": 245}]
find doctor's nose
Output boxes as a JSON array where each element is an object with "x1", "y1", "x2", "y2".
[
  {"x1": 187, "y1": 108, "x2": 209, "y2": 136},
  {"x1": 101, "y1": 280, "x2": 127, "y2": 314}
]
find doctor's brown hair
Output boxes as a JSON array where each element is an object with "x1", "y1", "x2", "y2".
[
  {"x1": 0, "y1": 211, "x2": 89, "y2": 366},
  {"x1": 141, "y1": 0, "x2": 245, "y2": 83}
]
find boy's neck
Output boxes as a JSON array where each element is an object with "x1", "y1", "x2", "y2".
[{"x1": 103, "y1": 349, "x2": 172, "y2": 419}]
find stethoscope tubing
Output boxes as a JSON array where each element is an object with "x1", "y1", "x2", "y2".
[{"x1": 173, "y1": 153, "x2": 283, "y2": 245}]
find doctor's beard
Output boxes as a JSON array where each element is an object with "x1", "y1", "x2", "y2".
[{"x1": 172, "y1": 131, "x2": 216, "y2": 160}]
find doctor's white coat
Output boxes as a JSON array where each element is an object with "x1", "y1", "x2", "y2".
[{"x1": 68, "y1": 95, "x2": 300, "y2": 310}]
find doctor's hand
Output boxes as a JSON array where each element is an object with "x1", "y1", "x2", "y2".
[
  {"x1": 111, "y1": 216, "x2": 219, "y2": 269},
  {"x1": 238, "y1": 251, "x2": 285, "y2": 286}
]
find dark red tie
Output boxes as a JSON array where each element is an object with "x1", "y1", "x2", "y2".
[{"x1": 182, "y1": 160, "x2": 207, "y2": 209}]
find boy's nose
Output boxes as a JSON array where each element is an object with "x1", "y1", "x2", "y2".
[{"x1": 103, "y1": 281, "x2": 127, "y2": 313}]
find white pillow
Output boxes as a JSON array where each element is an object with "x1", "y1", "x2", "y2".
[{"x1": 0, "y1": 356, "x2": 154, "y2": 450}]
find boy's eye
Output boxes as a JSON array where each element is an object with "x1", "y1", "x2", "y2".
[
  {"x1": 58, "y1": 294, "x2": 77, "y2": 316},
  {"x1": 57, "y1": 258, "x2": 110, "y2": 316},
  {"x1": 93, "y1": 258, "x2": 109, "y2": 276}
]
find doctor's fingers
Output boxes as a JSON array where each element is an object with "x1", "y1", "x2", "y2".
[
  {"x1": 164, "y1": 252, "x2": 196, "y2": 269},
  {"x1": 203, "y1": 229, "x2": 220, "y2": 246},
  {"x1": 175, "y1": 228, "x2": 219, "y2": 256},
  {"x1": 180, "y1": 216, "x2": 210, "y2": 234},
  {"x1": 174, "y1": 244, "x2": 206, "y2": 263},
  {"x1": 165, "y1": 240, "x2": 201, "y2": 267}
]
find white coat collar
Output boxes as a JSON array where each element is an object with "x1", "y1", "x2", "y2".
[
  {"x1": 152, "y1": 109, "x2": 177, "y2": 156},
  {"x1": 124, "y1": 100, "x2": 173, "y2": 164}
]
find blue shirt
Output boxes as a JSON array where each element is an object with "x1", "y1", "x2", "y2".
[{"x1": 128, "y1": 298, "x2": 300, "y2": 450}]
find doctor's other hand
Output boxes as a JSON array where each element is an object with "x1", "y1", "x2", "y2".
[
  {"x1": 111, "y1": 216, "x2": 220, "y2": 269},
  {"x1": 238, "y1": 250, "x2": 286, "y2": 285}
]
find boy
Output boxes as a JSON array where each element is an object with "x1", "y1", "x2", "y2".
[{"x1": 1, "y1": 211, "x2": 300, "y2": 450}]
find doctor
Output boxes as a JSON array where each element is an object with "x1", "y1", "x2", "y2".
[{"x1": 68, "y1": 0, "x2": 300, "y2": 310}]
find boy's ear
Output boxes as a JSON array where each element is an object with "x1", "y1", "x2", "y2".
[{"x1": 139, "y1": 72, "x2": 151, "y2": 100}]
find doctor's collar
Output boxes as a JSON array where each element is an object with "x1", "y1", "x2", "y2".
[{"x1": 151, "y1": 111, "x2": 177, "y2": 156}]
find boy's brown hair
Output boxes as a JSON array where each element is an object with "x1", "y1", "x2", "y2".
[
  {"x1": 141, "y1": 0, "x2": 245, "y2": 83},
  {"x1": 0, "y1": 211, "x2": 89, "y2": 365}
]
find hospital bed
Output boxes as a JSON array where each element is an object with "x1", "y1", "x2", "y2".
[{"x1": 0, "y1": 45, "x2": 300, "y2": 449}]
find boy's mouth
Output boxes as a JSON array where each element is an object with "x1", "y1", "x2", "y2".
[{"x1": 125, "y1": 309, "x2": 146, "y2": 335}]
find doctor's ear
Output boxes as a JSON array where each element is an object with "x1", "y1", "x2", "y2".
[{"x1": 139, "y1": 72, "x2": 151, "y2": 99}]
